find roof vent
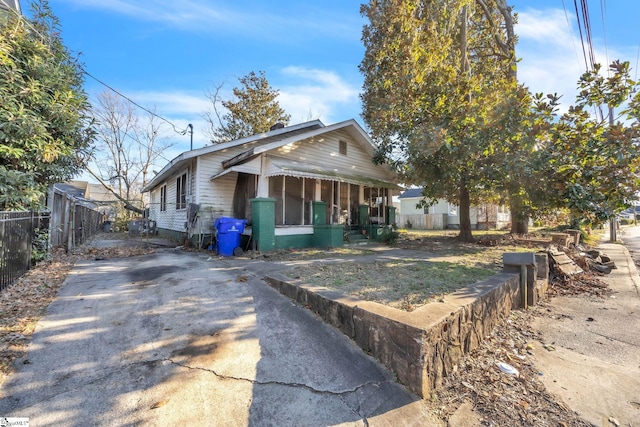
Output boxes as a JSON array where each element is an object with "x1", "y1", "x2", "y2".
[{"x1": 270, "y1": 123, "x2": 285, "y2": 131}]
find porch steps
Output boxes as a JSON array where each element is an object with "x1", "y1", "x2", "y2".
[{"x1": 344, "y1": 230, "x2": 370, "y2": 245}]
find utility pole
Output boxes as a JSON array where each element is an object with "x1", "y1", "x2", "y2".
[{"x1": 609, "y1": 106, "x2": 617, "y2": 242}]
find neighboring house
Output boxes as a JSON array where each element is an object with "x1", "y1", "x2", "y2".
[
  {"x1": 86, "y1": 183, "x2": 120, "y2": 221},
  {"x1": 397, "y1": 188, "x2": 510, "y2": 230},
  {"x1": 141, "y1": 119, "x2": 400, "y2": 251},
  {"x1": 619, "y1": 205, "x2": 640, "y2": 220}
]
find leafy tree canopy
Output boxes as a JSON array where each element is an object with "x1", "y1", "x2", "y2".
[
  {"x1": 531, "y1": 61, "x2": 640, "y2": 226},
  {"x1": 204, "y1": 71, "x2": 291, "y2": 144},
  {"x1": 360, "y1": 0, "x2": 517, "y2": 241},
  {"x1": 0, "y1": 0, "x2": 94, "y2": 210}
]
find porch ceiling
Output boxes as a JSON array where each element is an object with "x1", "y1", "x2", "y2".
[{"x1": 266, "y1": 157, "x2": 400, "y2": 189}]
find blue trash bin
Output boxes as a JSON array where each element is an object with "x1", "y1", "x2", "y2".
[{"x1": 214, "y1": 217, "x2": 247, "y2": 256}]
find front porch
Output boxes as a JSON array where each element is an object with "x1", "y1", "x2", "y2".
[{"x1": 248, "y1": 198, "x2": 397, "y2": 252}]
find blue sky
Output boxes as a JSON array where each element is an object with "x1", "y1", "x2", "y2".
[{"x1": 22, "y1": 0, "x2": 640, "y2": 155}]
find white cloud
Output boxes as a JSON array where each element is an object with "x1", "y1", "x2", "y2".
[
  {"x1": 59, "y1": 0, "x2": 361, "y2": 40},
  {"x1": 516, "y1": 8, "x2": 585, "y2": 105},
  {"x1": 125, "y1": 90, "x2": 211, "y2": 117},
  {"x1": 277, "y1": 67, "x2": 361, "y2": 124},
  {"x1": 516, "y1": 7, "x2": 638, "y2": 113}
]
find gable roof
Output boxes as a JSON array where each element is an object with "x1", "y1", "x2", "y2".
[
  {"x1": 142, "y1": 119, "x2": 395, "y2": 192},
  {"x1": 399, "y1": 188, "x2": 424, "y2": 199},
  {"x1": 142, "y1": 120, "x2": 324, "y2": 192},
  {"x1": 54, "y1": 181, "x2": 89, "y2": 199}
]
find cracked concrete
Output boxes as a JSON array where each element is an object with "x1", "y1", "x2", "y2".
[
  {"x1": 531, "y1": 238, "x2": 640, "y2": 426},
  {"x1": 0, "y1": 250, "x2": 441, "y2": 426}
]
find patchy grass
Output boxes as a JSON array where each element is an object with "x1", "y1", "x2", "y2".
[
  {"x1": 274, "y1": 228, "x2": 549, "y2": 312},
  {"x1": 285, "y1": 260, "x2": 495, "y2": 311},
  {"x1": 262, "y1": 246, "x2": 375, "y2": 261}
]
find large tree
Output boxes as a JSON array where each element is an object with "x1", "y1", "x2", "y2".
[
  {"x1": 0, "y1": 0, "x2": 94, "y2": 210},
  {"x1": 531, "y1": 61, "x2": 640, "y2": 226},
  {"x1": 204, "y1": 71, "x2": 291, "y2": 144},
  {"x1": 88, "y1": 91, "x2": 171, "y2": 216},
  {"x1": 360, "y1": 0, "x2": 517, "y2": 241}
]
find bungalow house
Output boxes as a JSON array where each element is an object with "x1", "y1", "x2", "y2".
[
  {"x1": 141, "y1": 119, "x2": 400, "y2": 251},
  {"x1": 397, "y1": 188, "x2": 510, "y2": 230}
]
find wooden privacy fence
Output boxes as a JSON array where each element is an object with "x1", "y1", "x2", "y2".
[
  {"x1": 0, "y1": 211, "x2": 48, "y2": 292},
  {"x1": 49, "y1": 191, "x2": 104, "y2": 251},
  {"x1": 396, "y1": 213, "x2": 449, "y2": 230}
]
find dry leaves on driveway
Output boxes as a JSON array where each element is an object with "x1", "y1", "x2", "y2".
[{"x1": 0, "y1": 244, "x2": 154, "y2": 384}]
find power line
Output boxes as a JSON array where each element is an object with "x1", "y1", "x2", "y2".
[
  {"x1": 599, "y1": 0, "x2": 610, "y2": 74},
  {"x1": 81, "y1": 67, "x2": 191, "y2": 136},
  {"x1": 2, "y1": 5, "x2": 194, "y2": 165},
  {"x1": 633, "y1": 44, "x2": 640, "y2": 81},
  {"x1": 560, "y1": 0, "x2": 583, "y2": 67},
  {"x1": 573, "y1": 0, "x2": 603, "y2": 120},
  {"x1": 1, "y1": 2, "x2": 192, "y2": 138},
  {"x1": 573, "y1": 0, "x2": 590, "y2": 71}
]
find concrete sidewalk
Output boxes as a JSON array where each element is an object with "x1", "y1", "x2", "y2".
[
  {"x1": 0, "y1": 249, "x2": 441, "y2": 426},
  {"x1": 531, "y1": 236, "x2": 640, "y2": 426}
]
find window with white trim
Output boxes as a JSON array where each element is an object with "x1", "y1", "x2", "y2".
[
  {"x1": 176, "y1": 173, "x2": 187, "y2": 210},
  {"x1": 160, "y1": 185, "x2": 167, "y2": 212},
  {"x1": 339, "y1": 140, "x2": 347, "y2": 155}
]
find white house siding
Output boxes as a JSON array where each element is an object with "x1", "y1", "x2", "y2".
[
  {"x1": 199, "y1": 172, "x2": 236, "y2": 218},
  {"x1": 273, "y1": 129, "x2": 394, "y2": 184},
  {"x1": 397, "y1": 197, "x2": 513, "y2": 230},
  {"x1": 147, "y1": 163, "x2": 200, "y2": 234},
  {"x1": 400, "y1": 198, "x2": 451, "y2": 215},
  {"x1": 193, "y1": 152, "x2": 248, "y2": 231},
  {"x1": 400, "y1": 199, "x2": 424, "y2": 215},
  {"x1": 146, "y1": 123, "x2": 398, "y2": 235}
]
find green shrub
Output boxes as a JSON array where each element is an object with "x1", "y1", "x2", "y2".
[
  {"x1": 31, "y1": 228, "x2": 49, "y2": 264},
  {"x1": 377, "y1": 224, "x2": 399, "y2": 245}
]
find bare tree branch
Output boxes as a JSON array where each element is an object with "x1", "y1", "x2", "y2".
[{"x1": 86, "y1": 168, "x2": 144, "y2": 215}]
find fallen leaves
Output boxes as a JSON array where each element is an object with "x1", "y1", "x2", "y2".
[
  {"x1": 150, "y1": 399, "x2": 169, "y2": 409},
  {"x1": 0, "y1": 237, "x2": 155, "y2": 385},
  {"x1": 433, "y1": 309, "x2": 591, "y2": 426}
]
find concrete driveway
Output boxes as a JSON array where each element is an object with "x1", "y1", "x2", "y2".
[{"x1": 0, "y1": 250, "x2": 440, "y2": 426}]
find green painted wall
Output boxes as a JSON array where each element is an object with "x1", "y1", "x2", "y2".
[
  {"x1": 313, "y1": 201, "x2": 327, "y2": 225},
  {"x1": 276, "y1": 234, "x2": 314, "y2": 249},
  {"x1": 387, "y1": 206, "x2": 397, "y2": 225},
  {"x1": 250, "y1": 198, "x2": 276, "y2": 252},
  {"x1": 313, "y1": 224, "x2": 345, "y2": 248}
]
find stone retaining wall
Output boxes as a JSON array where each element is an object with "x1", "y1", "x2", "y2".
[{"x1": 264, "y1": 266, "x2": 548, "y2": 398}]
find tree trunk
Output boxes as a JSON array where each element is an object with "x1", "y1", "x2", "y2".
[
  {"x1": 86, "y1": 168, "x2": 145, "y2": 215},
  {"x1": 456, "y1": 7, "x2": 473, "y2": 245},
  {"x1": 458, "y1": 179, "x2": 474, "y2": 242},
  {"x1": 509, "y1": 195, "x2": 529, "y2": 234}
]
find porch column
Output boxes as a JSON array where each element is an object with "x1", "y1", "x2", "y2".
[
  {"x1": 386, "y1": 206, "x2": 397, "y2": 225},
  {"x1": 250, "y1": 198, "x2": 276, "y2": 252},
  {"x1": 312, "y1": 201, "x2": 327, "y2": 225},
  {"x1": 256, "y1": 155, "x2": 269, "y2": 197},
  {"x1": 359, "y1": 204, "x2": 369, "y2": 228}
]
